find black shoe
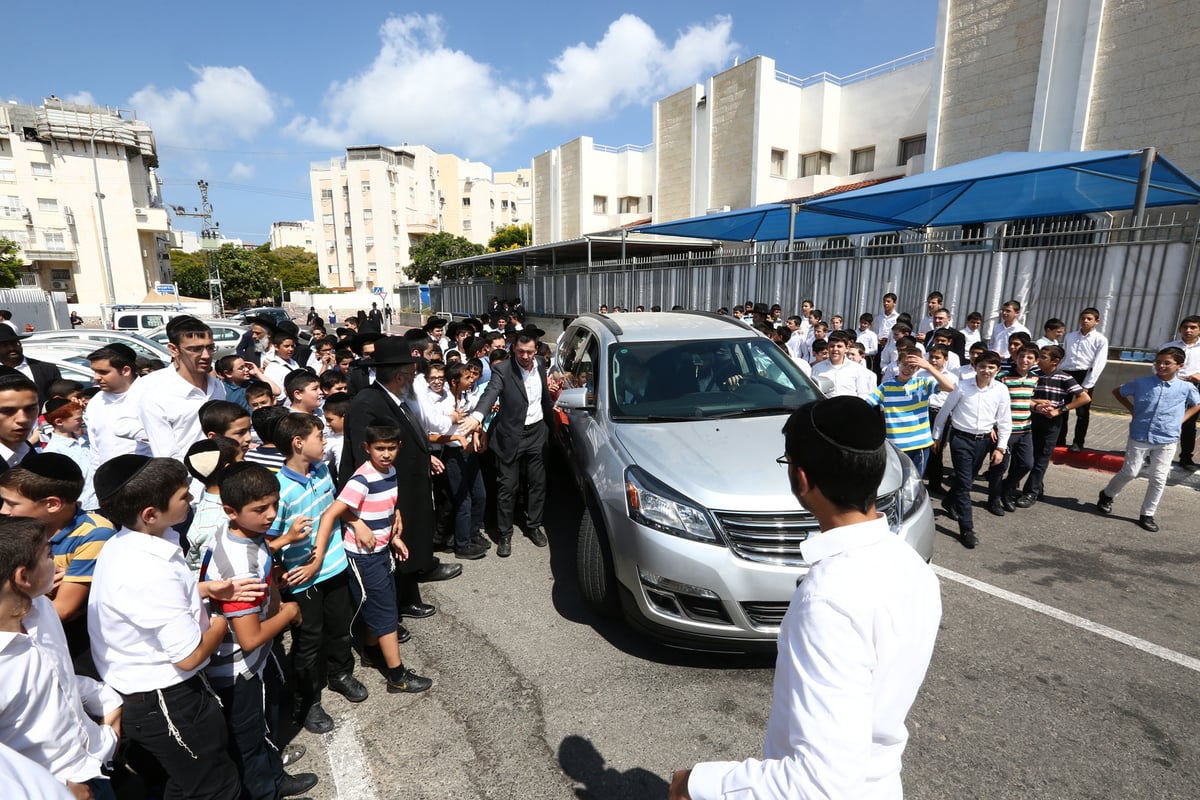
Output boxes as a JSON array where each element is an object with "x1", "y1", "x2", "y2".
[
  {"x1": 397, "y1": 623, "x2": 411, "y2": 643},
  {"x1": 1138, "y1": 515, "x2": 1159, "y2": 532},
  {"x1": 327, "y1": 672, "x2": 368, "y2": 703},
  {"x1": 279, "y1": 772, "x2": 319, "y2": 798},
  {"x1": 987, "y1": 500, "x2": 1006, "y2": 517},
  {"x1": 927, "y1": 483, "x2": 945, "y2": 498},
  {"x1": 361, "y1": 643, "x2": 383, "y2": 668},
  {"x1": 432, "y1": 536, "x2": 455, "y2": 553},
  {"x1": 1000, "y1": 495, "x2": 1017, "y2": 513},
  {"x1": 1097, "y1": 491, "x2": 1113, "y2": 515},
  {"x1": 281, "y1": 743, "x2": 306, "y2": 768},
  {"x1": 496, "y1": 536, "x2": 512, "y2": 558},
  {"x1": 1068, "y1": 443, "x2": 1083, "y2": 453},
  {"x1": 471, "y1": 533, "x2": 492, "y2": 550},
  {"x1": 940, "y1": 497, "x2": 958, "y2": 522},
  {"x1": 416, "y1": 561, "x2": 463, "y2": 582},
  {"x1": 301, "y1": 703, "x2": 334, "y2": 734},
  {"x1": 961, "y1": 530, "x2": 978, "y2": 549},
  {"x1": 398, "y1": 602, "x2": 436, "y2": 619},
  {"x1": 1014, "y1": 493, "x2": 1036, "y2": 509},
  {"x1": 526, "y1": 525, "x2": 548, "y2": 547},
  {"x1": 386, "y1": 666, "x2": 433, "y2": 694},
  {"x1": 455, "y1": 542, "x2": 489, "y2": 560},
  {"x1": 1179, "y1": 459, "x2": 1198, "y2": 471}
]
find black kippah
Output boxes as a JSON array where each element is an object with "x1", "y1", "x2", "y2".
[
  {"x1": 94, "y1": 454, "x2": 152, "y2": 502},
  {"x1": 791, "y1": 396, "x2": 886, "y2": 457},
  {"x1": 23, "y1": 452, "x2": 83, "y2": 483}
]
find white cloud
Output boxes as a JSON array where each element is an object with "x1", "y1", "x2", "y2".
[
  {"x1": 229, "y1": 161, "x2": 255, "y2": 180},
  {"x1": 286, "y1": 13, "x2": 737, "y2": 159},
  {"x1": 130, "y1": 66, "x2": 276, "y2": 148},
  {"x1": 63, "y1": 91, "x2": 96, "y2": 106}
]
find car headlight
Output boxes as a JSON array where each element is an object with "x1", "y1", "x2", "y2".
[
  {"x1": 896, "y1": 450, "x2": 928, "y2": 521},
  {"x1": 625, "y1": 466, "x2": 720, "y2": 544}
]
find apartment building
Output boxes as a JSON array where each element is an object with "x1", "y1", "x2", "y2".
[
  {"x1": 269, "y1": 220, "x2": 315, "y2": 253},
  {"x1": 531, "y1": 51, "x2": 933, "y2": 244},
  {"x1": 309, "y1": 146, "x2": 532, "y2": 290},
  {"x1": 0, "y1": 99, "x2": 171, "y2": 303}
]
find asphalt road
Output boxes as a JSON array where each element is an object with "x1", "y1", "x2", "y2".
[{"x1": 283, "y1": 461, "x2": 1200, "y2": 800}]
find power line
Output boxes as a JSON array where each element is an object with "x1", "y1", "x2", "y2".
[{"x1": 161, "y1": 180, "x2": 310, "y2": 200}]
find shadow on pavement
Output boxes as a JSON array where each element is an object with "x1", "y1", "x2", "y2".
[{"x1": 558, "y1": 734, "x2": 668, "y2": 800}]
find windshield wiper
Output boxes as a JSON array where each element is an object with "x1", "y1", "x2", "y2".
[
  {"x1": 612, "y1": 414, "x2": 703, "y2": 421},
  {"x1": 704, "y1": 406, "x2": 796, "y2": 419}
]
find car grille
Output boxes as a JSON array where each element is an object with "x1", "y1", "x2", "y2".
[
  {"x1": 740, "y1": 601, "x2": 790, "y2": 628},
  {"x1": 713, "y1": 491, "x2": 900, "y2": 566}
]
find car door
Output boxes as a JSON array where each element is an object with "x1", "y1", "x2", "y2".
[{"x1": 550, "y1": 325, "x2": 599, "y2": 475}]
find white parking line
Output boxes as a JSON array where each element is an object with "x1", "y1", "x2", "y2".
[
  {"x1": 933, "y1": 565, "x2": 1200, "y2": 674},
  {"x1": 323, "y1": 712, "x2": 379, "y2": 800}
]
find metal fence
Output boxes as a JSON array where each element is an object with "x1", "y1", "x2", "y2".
[
  {"x1": 0, "y1": 288, "x2": 71, "y2": 332},
  {"x1": 436, "y1": 214, "x2": 1200, "y2": 351}
]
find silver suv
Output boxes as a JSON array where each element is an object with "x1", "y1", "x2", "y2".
[{"x1": 552, "y1": 312, "x2": 934, "y2": 650}]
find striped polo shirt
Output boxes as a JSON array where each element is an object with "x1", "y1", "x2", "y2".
[
  {"x1": 999, "y1": 370, "x2": 1038, "y2": 432},
  {"x1": 338, "y1": 462, "x2": 398, "y2": 555},
  {"x1": 867, "y1": 375, "x2": 936, "y2": 452},
  {"x1": 203, "y1": 529, "x2": 274, "y2": 684},
  {"x1": 268, "y1": 461, "x2": 347, "y2": 591},
  {"x1": 51, "y1": 509, "x2": 116, "y2": 583}
]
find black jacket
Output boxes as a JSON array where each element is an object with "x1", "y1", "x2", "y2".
[{"x1": 468, "y1": 358, "x2": 554, "y2": 463}]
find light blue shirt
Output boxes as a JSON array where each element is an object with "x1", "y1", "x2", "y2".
[{"x1": 1120, "y1": 375, "x2": 1200, "y2": 444}]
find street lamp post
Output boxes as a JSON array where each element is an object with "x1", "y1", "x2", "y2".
[{"x1": 88, "y1": 126, "x2": 125, "y2": 306}]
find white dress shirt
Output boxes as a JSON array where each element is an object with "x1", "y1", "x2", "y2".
[
  {"x1": 0, "y1": 742, "x2": 73, "y2": 799},
  {"x1": 932, "y1": 377, "x2": 1013, "y2": 450},
  {"x1": 1060, "y1": 329, "x2": 1109, "y2": 388},
  {"x1": 960, "y1": 326, "x2": 982, "y2": 348},
  {"x1": 812, "y1": 359, "x2": 876, "y2": 398},
  {"x1": 130, "y1": 367, "x2": 226, "y2": 461},
  {"x1": 84, "y1": 387, "x2": 151, "y2": 465},
  {"x1": 88, "y1": 528, "x2": 209, "y2": 694},
  {"x1": 417, "y1": 382, "x2": 460, "y2": 447},
  {"x1": 1162, "y1": 337, "x2": 1200, "y2": 380},
  {"x1": 519, "y1": 362, "x2": 544, "y2": 425},
  {"x1": 874, "y1": 309, "x2": 900, "y2": 342},
  {"x1": 0, "y1": 596, "x2": 121, "y2": 783},
  {"x1": 856, "y1": 328, "x2": 880, "y2": 356},
  {"x1": 688, "y1": 515, "x2": 941, "y2": 800},
  {"x1": 261, "y1": 351, "x2": 299, "y2": 402},
  {"x1": 0, "y1": 440, "x2": 31, "y2": 468},
  {"x1": 988, "y1": 321, "x2": 1030, "y2": 355}
]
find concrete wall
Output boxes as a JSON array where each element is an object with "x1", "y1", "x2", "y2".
[
  {"x1": 708, "y1": 59, "x2": 760, "y2": 213},
  {"x1": 655, "y1": 87, "x2": 699, "y2": 221},
  {"x1": 559, "y1": 139, "x2": 583, "y2": 242}
]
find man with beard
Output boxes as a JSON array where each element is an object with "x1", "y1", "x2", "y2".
[
  {"x1": 0, "y1": 326, "x2": 61, "y2": 404},
  {"x1": 339, "y1": 338, "x2": 459, "y2": 634},
  {"x1": 237, "y1": 316, "x2": 275, "y2": 368}
]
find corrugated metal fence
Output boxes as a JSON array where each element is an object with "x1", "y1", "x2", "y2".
[
  {"x1": 436, "y1": 216, "x2": 1200, "y2": 351},
  {"x1": 0, "y1": 288, "x2": 71, "y2": 332}
]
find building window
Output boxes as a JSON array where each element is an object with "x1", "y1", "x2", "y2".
[
  {"x1": 0, "y1": 168, "x2": 14, "y2": 183},
  {"x1": 801, "y1": 152, "x2": 832, "y2": 178},
  {"x1": 322, "y1": 214, "x2": 334, "y2": 225},
  {"x1": 343, "y1": 213, "x2": 351, "y2": 225},
  {"x1": 851, "y1": 147, "x2": 875, "y2": 174},
  {"x1": 463, "y1": 219, "x2": 472, "y2": 231},
  {"x1": 500, "y1": 199, "x2": 510, "y2": 210},
  {"x1": 44, "y1": 230, "x2": 67, "y2": 251},
  {"x1": 365, "y1": 236, "x2": 374, "y2": 249},
  {"x1": 51, "y1": 268, "x2": 70, "y2": 280},
  {"x1": 462, "y1": 197, "x2": 471, "y2": 207},
  {"x1": 31, "y1": 163, "x2": 51, "y2": 177},
  {"x1": 361, "y1": 181, "x2": 370, "y2": 194},
  {"x1": 320, "y1": 188, "x2": 333, "y2": 201},
  {"x1": 37, "y1": 198, "x2": 58, "y2": 212},
  {"x1": 898, "y1": 135, "x2": 927, "y2": 166},
  {"x1": 619, "y1": 197, "x2": 640, "y2": 214},
  {"x1": 362, "y1": 209, "x2": 373, "y2": 221},
  {"x1": 368, "y1": 262, "x2": 377, "y2": 272},
  {"x1": 0, "y1": 196, "x2": 20, "y2": 218},
  {"x1": 647, "y1": 196, "x2": 653, "y2": 213},
  {"x1": 593, "y1": 195, "x2": 608, "y2": 214},
  {"x1": 328, "y1": 263, "x2": 339, "y2": 273},
  {"x1": 770, "y1": 149, "x2": 787, "y2": 178}
]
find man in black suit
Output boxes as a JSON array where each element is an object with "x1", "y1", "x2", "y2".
[
  {"x1": 339, "y1": 337, "x2": 459, "y2": 625},
  {"x1": 0, "y1": 326, "x2": 61, "y2": 404},
  {"x1": 458, "y1": 334, "x2": 555, "y2": 557}
]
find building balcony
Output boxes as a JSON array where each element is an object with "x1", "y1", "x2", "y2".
[
  {"x1": 22, "y1": 248, "x2": 78, "y2": 262},
  {"x1": 407, "y1": 213, "x2": 439, "y2": 234},
  {"x1": 134, "y1": 206, "x2": 170, "y2": 232}
]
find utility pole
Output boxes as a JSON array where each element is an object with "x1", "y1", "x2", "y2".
[{"x1": 170, "y1": 180, "x2": 224, "y2": 317}]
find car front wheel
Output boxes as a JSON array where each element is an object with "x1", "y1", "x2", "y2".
[{"x1": 576, "y1": 509, "x2": 619, "y2": 618}]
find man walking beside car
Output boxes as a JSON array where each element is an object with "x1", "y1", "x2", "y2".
[{"x1": 669, "y1": 396, "x2": 942, "y2": 800}]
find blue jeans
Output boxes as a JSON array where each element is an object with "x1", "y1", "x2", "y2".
[
  {"x1": 905, "y1": 446, "x2": 930, "y2": 476},
  {"x1": 214, "y1": 673, "x2": 283, "y2": 800},
  {"x1": 443, "y1": 447, "x2": 486, "y2": 549}
]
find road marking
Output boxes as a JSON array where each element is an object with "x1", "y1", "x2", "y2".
[
  {"x1": 323, "y1": 712, "x2": 379, "y2": 800},
  {"x1": 933, "y1": 564, "x2": 1200, "y2": 674}
]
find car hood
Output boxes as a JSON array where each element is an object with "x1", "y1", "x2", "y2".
[{"x1": 612, "y1": 415, "x2": 901, "y2": 512}]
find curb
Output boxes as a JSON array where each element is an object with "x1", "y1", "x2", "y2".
[{"x1": 1051, "y1": 446, "x2": 1124, "y2": 473}]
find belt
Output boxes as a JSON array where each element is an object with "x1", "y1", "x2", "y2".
[
  {"x1": 952, "y1": 428, "x2": 992, "y2": 440},
  {"x1": 524, "y1": 421, "x2": 542, "y2": 430},
  {"x1": 118, "y1": 674, "x2": 206, "y2": 704}
]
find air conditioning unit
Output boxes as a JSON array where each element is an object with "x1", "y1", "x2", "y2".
[{"x1": 51, "y1": 280, "x2": 68, "y2": 290}]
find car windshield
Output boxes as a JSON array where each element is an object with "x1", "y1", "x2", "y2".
[{"x1": 608, "y1": 337, "x2": 820, "y2": 420}]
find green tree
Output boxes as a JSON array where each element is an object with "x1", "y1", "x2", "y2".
[
  {"x1": 261, "y1": 245, "x2": 319, "y2": 291},
  {"x1": 406, "y1": 232, "x2": 484, "y2": 283},
  {"x1": 213, "y1": 244, "x2": 274, "y2": 308},
  {"x1": 487, "y1": 223, "x2": 531, "y2": 252},
  {"x1": 167, "y1": 249, "x2": 210, "y2": 298},
  {"x1": 0, "y1": 237, "x2": 24, "y2": 289}
]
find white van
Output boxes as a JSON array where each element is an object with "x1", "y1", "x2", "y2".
[{"x1": 108, "y1": 306, "x2": 191, "y2": 335}]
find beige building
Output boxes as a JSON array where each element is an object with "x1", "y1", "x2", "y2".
[
  {"x1": 0, "y1": 99, "x2": 171, "y2": 304},
  {"x1": 532, "y1": 51, "x2": 934, "y2": 244},
  {"x1": 310, "y1": 146, "x2": 531, "y2": 290},
  {"x1": 928, "y1": 0, "x2": 1200, "y2": 178},
  {"x1": 269, "y1": 220, "x2": 315, "y2": 253}
]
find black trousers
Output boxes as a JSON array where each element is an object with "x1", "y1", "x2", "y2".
[
  {"x1": 925, "y1": 407, "x2": 947, "y2": 488},
  {"x1": 947, "y1": 429, "x2": 1003, "y2": 532},
  {"x1": 1179, "y1": 413, "x2": 1197, "y2": 464},
  {"x1": 1001, "y1": 430, "x2": 1035, "y2": 497},
  {"x1": 496, "y1": 422, "x2": 548, "y2": 538},
  {"x1": 444, "y1": 447, "x2": 486, "y2": 548},
  {"x1": 287, "y1": 570, "x2": 355, "y2": 710},
  {"x1": 1057, "y1": 370, "x2": 1091, "y2": 446},
  {"x1": 214, "y1": 673, "x2": 283, "y2": 800},
  {"x1": 1023, "y1": 414, "x2": 1064, "y2": 499},
  {"x1": 120, "y1": 676, "x2": 240, "y2": 800}
]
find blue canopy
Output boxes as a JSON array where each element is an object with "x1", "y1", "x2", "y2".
[{"x1": 631, "y1": 150, "x2": 1200, "y2": 242}]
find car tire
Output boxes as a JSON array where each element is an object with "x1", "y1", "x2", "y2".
[{"x1": 577, "y1": 509, "x2": 620, "y2": 618}]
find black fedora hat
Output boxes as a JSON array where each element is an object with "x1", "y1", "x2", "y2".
[
  {"x1": 361, "y1": 336, "x2": 420, "y2": 367},
  {"x1": 0, "y1": 325, "x2": 28, "y2": 342}
]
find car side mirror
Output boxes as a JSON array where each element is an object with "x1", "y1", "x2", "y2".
[
  {"x1": 557, "y1": 387, "x2": 594, "y2": 412},
  {"x1": 814, "y1": 375, "x2": 836, "y2": 396}
]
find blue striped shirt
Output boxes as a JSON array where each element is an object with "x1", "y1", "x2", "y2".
[
  {"x1": 268, "y1": 461, "x2": 347, "y2": 590},
  {"x1": 867, "y1": 376, "x2": 936, "y2": 452}
]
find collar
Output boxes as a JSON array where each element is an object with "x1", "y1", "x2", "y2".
[
  {"x1": 279, "y1": 463, "x2": 316, "y2": 485},
  {"x1": 0, "y1": 440, "x2": 29, "y2": 465},
  {"x1": 113, "y1": 526, "x2": 183, "y2": 561},
  {"x1": 50, "y1": 506, "x2": 89, "y2": 546},
  {"x1": 800, "y1": 514, "x2": 891, "y2": 563}
]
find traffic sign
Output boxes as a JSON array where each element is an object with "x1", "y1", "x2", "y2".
[
  {"x1": 155, "y1": 283, "x2": 176, "y2": 294},
  {"x1": 372, "y1": 286, "x2": 385, "y2": 295}
]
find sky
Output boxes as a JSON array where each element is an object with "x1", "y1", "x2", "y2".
[{"x1": 5, "y1": 1, "x2": 938, "y2": 243}]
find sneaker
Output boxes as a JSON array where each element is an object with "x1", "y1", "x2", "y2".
[
  {"x1": 1097, "y1": 491, "x2": 1114, "y2": 515},
  {"x1": 940, "y1": 497, "x2": 959, "y2": 522},
  {"x1": 471, "y1": 533, "x2": 492, "y2": 550},
  {"x1": 279, "y1": 772, "x2": 319, "y2": 798},
  {"x1": 1138, "y1": 515, "x2": 1159, "y2": 532},
  {"x1": 1014, "y1": 493, "x2": 1036, "y2": 509},
  {"x1": 455, "y1": 542, "x2": 489, "y2": 560},
  {"x1": 526, "y1": 525, "x2": 548, "y2": 548},
  {"x1": 301, "y1": 703, "x2": 334, "y2": 735},
  {"x1": 387, "y1": 666, "x2": 433, "y2": 694},
  {"x1": 1179, "y1": 459, "x2": 1198, "y2": 471},
  {"x1": 1000, "y1": 495, "x2": 1017, "y2": 513},
  {"x1": 961, "y1": 530, "x2": 978, "y2": 549},
  {"x1": 327, "y1": 672, "x2": 368, "y2": 703},
  {"x1": 281, "y1": 743, "x2": 306, "y2": 767}
]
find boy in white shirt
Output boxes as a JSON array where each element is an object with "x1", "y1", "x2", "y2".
[
  {"x1": 1057, "y1": 307, "x2": 1108, "y2": 451},
  {"x1": 1161, "y1": 315, "x2": 1200, "y2": 467}
]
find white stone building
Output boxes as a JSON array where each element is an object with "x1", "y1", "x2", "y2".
[
  {"x1": 309, "y1": 146, "x2": 531, "y2": 291},
  {"x1": 0, "y1": 99, "x2": 171, "y2": 303},
  {"x1": 268, "y1": 220, "x2": 315, "y2": 253},
  {"x1": 532, "y1": 50, "x2": 934, "y2": 244}
]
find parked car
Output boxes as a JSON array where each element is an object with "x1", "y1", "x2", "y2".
[
  {"x1": 145, "y1": 319, "x2": 244, "y2": 361},
  {"x1": 109, "y1": 307, "x2": 194, "y2": 335},
  {"x1": 228, "y1": 307, "x2": 292, "y2": 327},
  {"x1": 550, "y1": 311, "x2": 935, "y2": 651},
  {"x1": 17, "y1": 349, "x2": 97, "y2": 388},
  {"x1": 25, "y1": 329, "x2": 173, "y2": 364}
]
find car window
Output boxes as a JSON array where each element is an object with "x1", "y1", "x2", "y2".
[
  {"x1": 142, "y1": 315, "x2": 165, "y2": 328},
  {"x1": 610, "y1": 337, "x2": 818, "y2": 420},
  {"x1": 214, "y1": 327, "x2": 240, "y2": 342},
  {"x1": 555, "y1": 327, "x2": 591, "y2": 387},
  {"x1": 116, "y1": 314, "x2": 136, "y2": 329}
]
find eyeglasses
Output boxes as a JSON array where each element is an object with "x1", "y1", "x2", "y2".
[
  {"x1": 428, "y1": 375, "x2": 446, "y2": 382},
  {"x1": 180, "y1": 344, "x2": 217, "y2": 354},
  {"x1": 775, "y1": 454, "x2": 791, "y2": 466}
]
